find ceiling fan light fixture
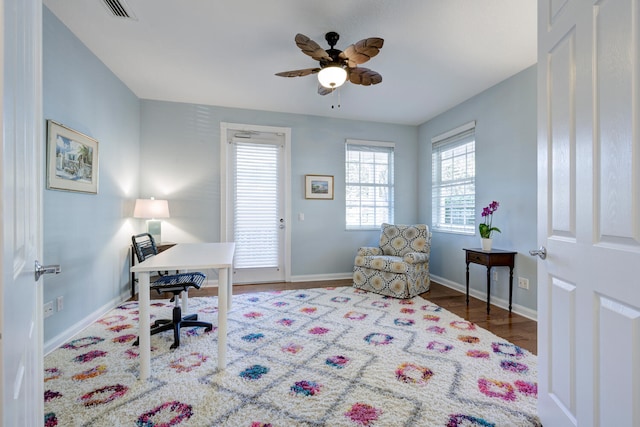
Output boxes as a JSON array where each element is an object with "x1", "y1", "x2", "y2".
[{"x1": 318, "y1": 66, "x2": 347, "y2": 89}]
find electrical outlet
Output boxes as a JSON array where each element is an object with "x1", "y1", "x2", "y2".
[
  {"x1": 44, "y1": 301, "x2": 54, "y2": 318},
  {"x1": 57, "y1": 296, "x2": 64, "y2": 311},
  {"x1": 518, "y1": 277, "x2": 529, "y2": 290},
  {"x1": 493, "y1": 270, "x2": 498, "y2": 281}
]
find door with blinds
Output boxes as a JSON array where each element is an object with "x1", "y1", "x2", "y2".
[{"x1": 221, "y1": 123, "x2": 291, "y2": 284}]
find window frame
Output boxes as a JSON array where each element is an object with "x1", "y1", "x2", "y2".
[
  {"x1": 431, "y1": 121, "x2": 476, "y2": 235},
  {"x1": 345, "y1": 139, "x2": 395, "y2": 230}
]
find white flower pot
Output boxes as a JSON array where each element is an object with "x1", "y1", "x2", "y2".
[{"x1": 481, "y1": 238, "x2": 493, "y2": 251}]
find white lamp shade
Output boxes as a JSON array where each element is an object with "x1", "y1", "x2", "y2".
[
  {"x1": 318, "y1": 66, "x2": 347, "y2": 89},
  {"x1": 133, "y1": 198, "x2": 170, "y2": 219}
]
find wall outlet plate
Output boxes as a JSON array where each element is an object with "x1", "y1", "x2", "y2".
[
  {"x1": 44, "y1": 301, "x2": 54, "y2": 318},
  {"x1": 518, "y1": 277, "x2": 529, "y2": 290}
]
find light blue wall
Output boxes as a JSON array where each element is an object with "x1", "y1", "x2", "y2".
[
  {"x1": 139, "y1": 100, "x2": 419, "y2": 277},
  {"x1": 42, "y1": 4, "x2": 538, "y2": 347},
  {"x1": 418, "y1": 65, "x2": 538, "y2": 313},
  {"x1": 42, "y1": 7, "x2": 141, "y2": 345}
]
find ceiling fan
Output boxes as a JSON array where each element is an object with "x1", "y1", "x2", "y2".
[{"x1": 275, "y1": 32, "x2": 384, "y2": 95}]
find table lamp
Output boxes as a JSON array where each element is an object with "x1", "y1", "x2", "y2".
[{"x1": 133, "y1": 197, "x2": 170, "y2": 243}]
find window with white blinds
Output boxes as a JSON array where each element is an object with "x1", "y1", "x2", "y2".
[
  {"x1": 233, "y1": 141, "x2": 280, "y2": 268},
  {"x1": 345, "y1": 139, "x2": 395, "y2": 230},
  {"x1": 431, "y1": 121, "x2": 476, "y2": 234}
]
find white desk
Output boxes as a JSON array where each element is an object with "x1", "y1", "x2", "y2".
[{"x1": 130, "y1": 242, "x2": 235, "y2": 381}]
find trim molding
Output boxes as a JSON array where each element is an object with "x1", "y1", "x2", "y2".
[
  {"x1": 290, "y1": 272, "x2": 352, "y2": 282},
  {"x1": 429, "y1": 274, "x2": 538, "y2": 321},
  {"x1": 43, "y1": 293, "x2": 128, "y2": 355}
]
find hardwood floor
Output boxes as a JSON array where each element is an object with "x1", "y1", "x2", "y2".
[{"x1": 145, "y1": 279, "x2": 537, "y2": 355}]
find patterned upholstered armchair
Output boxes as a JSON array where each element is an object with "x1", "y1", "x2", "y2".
[{"x1": 353, "y1": 223, "x2": 431, "y2": 298}]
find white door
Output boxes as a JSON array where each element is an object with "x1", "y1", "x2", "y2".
[
  {"x1": 1, "y1": 0, "x2": 45, "y2": 424},
  {"x1": 220, "y1": 123, "x2": 291, "y2": 284},
  {"x1": 537, "y1": 0, "x2": 640, "y2": 425}
]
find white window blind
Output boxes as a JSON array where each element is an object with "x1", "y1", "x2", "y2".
[
  {"x1": 233, "y1": 141, "x2": 280, "y2": 268},
  {"x1": 345, "y1": 139, "x2": 394, "y2": 229},
  {"x1": 431, "y1": 121, "x2": 476, "y2": 234}
]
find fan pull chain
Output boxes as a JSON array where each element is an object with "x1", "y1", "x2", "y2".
[{"x1": 331, "y1": 88, "x2": 341, "y2": 109}]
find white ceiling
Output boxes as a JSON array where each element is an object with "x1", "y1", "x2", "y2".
[{"x1": 43, "y1": 0, "x2": 537, "y2": 126}]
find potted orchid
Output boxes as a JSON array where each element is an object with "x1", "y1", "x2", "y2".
[{"x1": 479, "y1": 201, "x2": 500, "y2": 250}]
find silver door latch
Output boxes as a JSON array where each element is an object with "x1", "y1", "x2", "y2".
[
  {"x1": 35, "y1": 260, "x2": 61, "y2": 281},
  {"x1": 528, "y1": 246, "x2": 547, "y2": 260}
]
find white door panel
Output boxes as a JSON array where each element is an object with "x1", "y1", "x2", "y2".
[
  {"x1": 538, "y1": 0, "x2": 640, "y2": 426},
  {"x1": 1, "y1": 0, "x2": 44, "y2": 424}
]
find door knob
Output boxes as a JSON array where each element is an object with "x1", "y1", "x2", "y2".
[
  {"x1": 529, "y1": 246, "x2": 547, "y2": 260},
  {"x1": 35, "y1": 260, "x2": 61, "y2": 281}
]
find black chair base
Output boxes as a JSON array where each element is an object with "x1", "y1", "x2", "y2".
[{"x1": 134, "y1": 306, "x2": 213, "y2": 349}]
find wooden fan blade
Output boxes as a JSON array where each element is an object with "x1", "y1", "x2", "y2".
[
  {"x1": 339, "y1": 37, "x2": 384, "y2": 67},
  {"x1": 348, "y1": 67, "x2": 383, "y2": 86},
  {"x1": 317, "y1": 84, "x2": 335, "y2": 96},
  {"x1": 295, "y1": 33, "x2": 331, "y2": 62},
  {"x1": 275, "y1": 68, "x2": 321, "y2": 78}
]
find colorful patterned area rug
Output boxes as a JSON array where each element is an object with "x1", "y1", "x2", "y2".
[{"x1": 44, "y1": 287, "x2": 540, "y2": 426}]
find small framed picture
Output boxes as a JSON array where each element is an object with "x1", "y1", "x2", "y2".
[
  {"x1": 46, "y1": 120, "x2": 99, "y2": 194},
  {"x1": 305, "y1": 174, "x2": 334, "y2": 200}
]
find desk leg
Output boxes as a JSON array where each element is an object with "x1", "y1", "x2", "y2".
[
  {"x1": 138, "y1": 272, "x2": 150, "y2": 381},
  {"x1": 486, "y1": 267, "x2": 491, "y2": 314},
  {"x1": 465, "y1": 262, "x2": 470, "y2": 305},
  {"x1": 508, "y1": 267, "x2": 514, "y2": 312},
  {"x1": 217, "y1": 267, "x2": 228, "y2": 370},
  {"x1": 227, "y1": 267, "x2": 233, "y2": 311}
]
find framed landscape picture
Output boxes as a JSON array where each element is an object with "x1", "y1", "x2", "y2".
[
  {"x1": 46, "y1": 120, "x2": 99, "y2": 194},
  {"x1": 305, "y1": 174, "x2": 333, "y2": 199}
]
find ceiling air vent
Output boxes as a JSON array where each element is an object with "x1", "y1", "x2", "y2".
[{"x1": 101, "y1": 0, "x2": 136, "y2": 20}]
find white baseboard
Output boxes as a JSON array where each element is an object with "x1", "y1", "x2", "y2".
[
  {"x1": 44, "y1": 293, "x2": 130, "y2": 355},
  {"x1": 430, "y1": 274, "x2": 537, "y2": 321},
  {"x1": 289, "y1": 272, "x2": 352, "y2": 282}
]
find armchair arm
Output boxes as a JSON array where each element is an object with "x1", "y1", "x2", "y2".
[
  {"x1": 403, "y1": 252, "x2": 429, "y2": 264},
  {"x1": 357, "y1": 247, "x2": 382, "y2": 256}
]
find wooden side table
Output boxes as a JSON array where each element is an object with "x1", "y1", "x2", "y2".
[
  {"x1": 130, "y1": 242, "x2": 176, "y2": 298},
  {"x1": 463, "y1": 248, "x2": 517, "y2": 314}
]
